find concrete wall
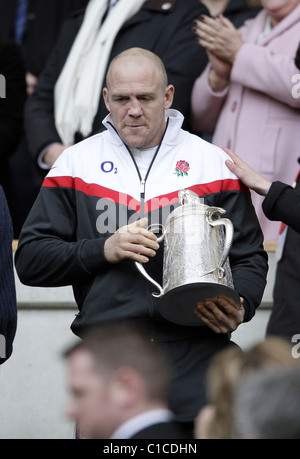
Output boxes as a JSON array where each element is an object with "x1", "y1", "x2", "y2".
[{"x1": 0, "y1": 251, "x2": 275, "y2": 439}]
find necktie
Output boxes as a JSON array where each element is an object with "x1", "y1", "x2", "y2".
[{"x1": 15, "y1": 0, "x2": 28, "y2": 45}]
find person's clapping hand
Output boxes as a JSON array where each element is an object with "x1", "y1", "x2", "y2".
[{"x1": 193, "y1": 14, "x2": 244, "y2": 65}]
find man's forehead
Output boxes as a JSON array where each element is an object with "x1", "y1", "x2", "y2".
[
  {"x1": 110, "y1": 82, "x2": 159, "y2": 96},
  {"x1": 111, "y1": 54, "x2": 155, "y2": 73},
  {"x1": 108, "y1": 76, "x2": 162, "y2": 96},
  {"x1": 107, "y1": 56, "x2": 164, "y2": 89},
  {"x1": 69, "y1": 349, "x2": 94, "y2": 372}
]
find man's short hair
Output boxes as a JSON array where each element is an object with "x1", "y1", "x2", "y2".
[
  {"x1": 105, "y1": 47, "x2": 169, "y2": 89},
  {"x1": 64, "y1": 320, "x2": 171, "y2": 402},
  {"x1": 234, "y1": 367, "x2": 300, "y2": 439}
]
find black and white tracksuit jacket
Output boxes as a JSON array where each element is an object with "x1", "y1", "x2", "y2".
[{"x1": 15, "y1": 110, "x2": 268, "y2": 338}]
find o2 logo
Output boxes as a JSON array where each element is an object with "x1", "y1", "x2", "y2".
[
  {"x1": 101, "y1": 161, "x2": 118, "y2": 175},
  {"x1": 291, "y1": 334, "x2": 300, "y2": 359}
]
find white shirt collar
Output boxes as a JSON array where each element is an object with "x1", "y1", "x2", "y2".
[
  {"x1": 110, "y1": 409, "x2": 173, "y2": 439},
  {"x1": 257, "y1": 15, "x2": 272, "y2": 43}
]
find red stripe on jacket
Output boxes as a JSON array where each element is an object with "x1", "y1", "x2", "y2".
[{"x1": 43, "y1": 176, "x2": 248, "y2": 213}]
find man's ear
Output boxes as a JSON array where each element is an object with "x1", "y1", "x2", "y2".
[
  {"x1": 164, "y1": 84, "x2": 175, "y2": 109},
  {"x1": 103, "y1": 87, "x2": 110, "y2": 112},
  {"x1": 111, "y1": 367, "x2": 146, "y2": 409}
]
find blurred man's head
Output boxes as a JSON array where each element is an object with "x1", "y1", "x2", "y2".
[
  {"x1": 64, "y1": 321, "x2": 171, "y2": 439},
  {"x1": 234, "y1": 367, "x2": 300, "y2": 439}
]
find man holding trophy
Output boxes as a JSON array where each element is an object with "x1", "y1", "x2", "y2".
[{"x1": 16, "y1": 48, "x2": 268, "y2": 435}]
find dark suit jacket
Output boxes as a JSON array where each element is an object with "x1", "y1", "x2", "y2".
[
  {"x1": 264, "y1": 163, "x2": 300, "y2": 340},
  {"x1": 0, "y1": 43, "x2": 26, "y2": 160},
  {"x1": 262, "y1": 170, "x2": 300, "y2": 234},
  {"x1": 0, "y1": 185, "x2": 17, "y2": 365},
  {"x1": 24, "y1": 0, "x2": 209, "y2": 180},
  {"x1": 223, "y1": 0, "x2": 261, "y2": 28},
  {"x1": 130, "y1": 421, "x2": 193, "y2": 440},
  {"x1": 0, "y1": 43, "x2": 26, "y2": 198}
]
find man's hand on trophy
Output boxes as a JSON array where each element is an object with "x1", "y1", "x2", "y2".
[
  {"x1": 194, "y1": 296, "x2": 245, "y2": 333},
  {"x1": 104, "y1": 217, "x2": 160, "y2": 264}
]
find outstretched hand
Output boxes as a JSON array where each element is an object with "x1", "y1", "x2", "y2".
[{"x1": 224, "y1": 147, "x2": 271, "y2": 196}]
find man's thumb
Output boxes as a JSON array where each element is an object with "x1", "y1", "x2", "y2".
[{"x1": 135, "y1": 217, "x2": 148, "y2": 227}]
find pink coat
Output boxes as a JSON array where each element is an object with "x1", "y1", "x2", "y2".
[{"x1": 191, "y1": 5, "x2": 300, "y2": 242}]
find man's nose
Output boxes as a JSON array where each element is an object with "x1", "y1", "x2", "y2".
[{"x1": 128, "y1": 100, "x2": 142, "y2": 116}]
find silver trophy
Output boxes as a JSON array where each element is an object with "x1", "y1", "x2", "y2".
[{"x1": 135, "y1": 189, "x2": 240, "y2": 326}]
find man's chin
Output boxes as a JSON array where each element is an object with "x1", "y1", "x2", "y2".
[
  {"x1": 120, "y1": 128, "x2": 149, "y2": 148},
  {"x1": 123, "y1": 137, "x2": 148, "y2": 149}
]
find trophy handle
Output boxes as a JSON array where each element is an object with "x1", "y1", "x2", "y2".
[
  {"x1": 206, "y1": 208, "x2": 234, "y2": 279},
  {"x1": 135, "y1": 224, "x2": 166, "y2": 298}
]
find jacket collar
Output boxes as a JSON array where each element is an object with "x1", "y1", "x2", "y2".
[
  {"x1": 102, "y1": 109, "x2": 184, "y2": 146},
  {"x1": 246, "y1": 3, "x2": 300, "y2": 46},
  {"x1": 147, "y1": 0, "x2": 176, "y2": 12},
  {"x1": 121, "y1": 0, "x2": 177, "y2": 29}
]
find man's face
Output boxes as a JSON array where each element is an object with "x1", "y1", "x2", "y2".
[
  {"x1": 103, "y1": 57, "x2": 174, "y2": 149},
  {"x1": 65, "y1": 350, "x2": 116, "y2": 439}
]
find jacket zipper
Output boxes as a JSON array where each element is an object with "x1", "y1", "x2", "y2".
[
  {"x1": 140, "y1": 179, "x2": 146, "y2": 215},
  {"x1": 123, "y1": 118, "x2": 170, "y2": 216},
  {"x1": 107, "y1": 120, "x2": 170, "y2": 320}
]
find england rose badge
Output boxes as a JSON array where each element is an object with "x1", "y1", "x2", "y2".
[{"x1": 175, "y1": 160, "x2": 190, "y2": 177}]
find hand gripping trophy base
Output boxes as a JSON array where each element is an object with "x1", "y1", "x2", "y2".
[{"x1": 158, "y1": 282, "x2": 240, "y2": 327}]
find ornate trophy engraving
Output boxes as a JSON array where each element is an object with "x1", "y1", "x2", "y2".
[{"x1": 136, "y1": 189, "x2": 240, "y2": 326}]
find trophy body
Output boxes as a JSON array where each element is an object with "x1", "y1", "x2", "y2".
[{"x1": 136, "y1": 190, "x2": 240, "y2": 326}]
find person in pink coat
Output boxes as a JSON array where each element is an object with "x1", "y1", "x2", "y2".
[{"x1": 191, "y1": 0, "x2": 300, "y2": 242}]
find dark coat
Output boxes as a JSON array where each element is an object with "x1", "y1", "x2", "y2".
[
  {"x1": 223, "y1": 0, "x2": 261, "y2": 28},
  {"x1": 0, "y1": 185, "x2": 17, "y2": 365},
  {"x1": 0, "y1": 43, "x2": 26, "y2": 160},
  {"x1": 295, "y1": 42, "x2": 300, "y2": 69},
  {"x1": 262, "y1": 172, "x2": 300, "y2": 235},
  {"x1": 130, "y1": 421, "x2": 193, "y2": 439},
  {"x1": 0, "y1": 43, "x2": 26, "y2": 198},
  {"x1": 25, "y1": 0, "x2": 209, "y2": 172},
  {"x1": 263, "y1": 162, "x2": 300, "y2": 340},
  {"x1": 0, "y1": 0, "x2": 89, "y2": 77},
  {"x1": 0, "y1": 1, "x2": 89, "y2": 236}
]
